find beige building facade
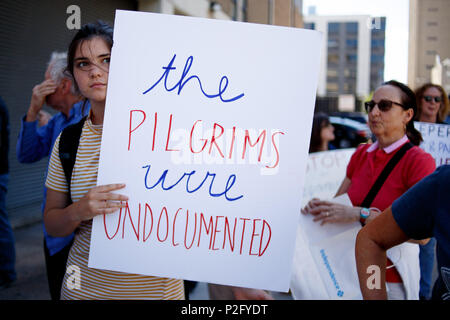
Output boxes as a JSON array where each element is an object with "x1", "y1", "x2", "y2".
[
  {"x1": 138, "y1": 0, "x2": 303, "y2": 26},
  {"x1": 408, "y1": 0, "x2": 450, "y2": 90}
]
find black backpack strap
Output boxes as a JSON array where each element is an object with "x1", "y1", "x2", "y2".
[
  {"x1": 59, "y1": 116, "x2": 87, "y2": 199},
  {"x1": 361, "y1": 142, "x2": 413, "y2": 208}
]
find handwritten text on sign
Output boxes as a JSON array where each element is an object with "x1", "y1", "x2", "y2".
[
  {"x1": 415, "y1": 121, "x2": 450, "y2": 167},
  {"x1": 89, "y1": 10, "x2": 322, "y2": 292}
]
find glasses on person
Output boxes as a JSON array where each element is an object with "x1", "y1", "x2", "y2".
[
  {"x1": 423, "y1": 95, "x2": 441, "y2": 103},
  {"x1": 364, "y1": 99, "x2": 405, "y2": 113}
]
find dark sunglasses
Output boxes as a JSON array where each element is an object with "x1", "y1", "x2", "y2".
[
  {"x1": 423, "y1": 95, "x2": 441, "y2": 103},
  {"x1": 364, "y1": 99, "x2": 405, "y2": 113}
]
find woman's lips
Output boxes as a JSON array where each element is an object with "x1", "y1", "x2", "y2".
[{"x1": 90, "y1": 83, "x2": 105, "y2": 88}]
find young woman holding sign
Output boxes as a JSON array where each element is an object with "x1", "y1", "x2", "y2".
[
  {"x1": 44, "y1": 21, "x2": 270, "y2": 301},
  {"x1": 302, "y1": 80, "x2": 436, "y2": 299},
  {"x1": 43, "y1": 21, "x2": 185, "y2": 300}
]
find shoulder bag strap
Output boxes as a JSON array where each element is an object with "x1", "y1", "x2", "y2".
[
  {"x1": 360, "y1": 142, "x2": 413, "y2": 208},
  {"x1": 59, "y1": 116, "x2": 87, "y2": 200}
]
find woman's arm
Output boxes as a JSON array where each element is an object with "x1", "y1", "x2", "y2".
[
  {"x1": 44, "y1": 183, "x2": 128, "y2": 237},
  {"x1": 335, "y1": 177, "x2": 351, "y2": 197}
]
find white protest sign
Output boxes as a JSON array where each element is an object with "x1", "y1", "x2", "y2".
[
  {"x1": 414, "y1": 121, "x2": 450, "y2": 167},
  {"x1": 89, "y1": 10, "x2": 322, "y2": 292},
  {"x1": 301, "y1": 148, "x2": 355, "y2": 206}
]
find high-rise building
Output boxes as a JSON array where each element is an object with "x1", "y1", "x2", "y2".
[
  {"x1": 304, "y1": 15, "x2": 386, "y2": 99},
  {"x1": 408, "y1": 0, "x2": 450, "y2": 90}
]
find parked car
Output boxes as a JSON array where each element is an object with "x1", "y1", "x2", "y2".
[
  {"x1": 329, "y1": 116, "x2": 371, "y2": 149},
  {"x1": 330, "y1": 111, "x2": 368, "y2": 124}
]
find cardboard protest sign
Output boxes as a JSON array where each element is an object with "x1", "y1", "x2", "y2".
[
  {"x1": 301, "y1": 149, "x2": 355, "y2": 206},
  {"x1": 415, "y1": 121, "x2": 450, "y2": 167},
  {"x1": 88, "y1": 10, "x2": 322, "y2": 292}
]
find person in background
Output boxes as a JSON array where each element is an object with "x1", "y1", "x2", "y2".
[
  {"x1": 356, "y1": 165, "x2": 450, "y2": 300},
  {"x1": 413, "y1": 83, "x2": 449, "y2": 299},
  {"x1": 302, "y1": 80, "x2": 436, "y2": 299},
  {"x1": 0, "y1": 96, "x2": 15, "y2": 289},
  {"x1": 309, "y1": 112, "x2": 335, "y2": 153},
  {"x1": 414, "y1": 83, "x2": 449, "y2": 124},
  {"x1": 16, "y1": 52, "x2": 89, "y2": 300}
]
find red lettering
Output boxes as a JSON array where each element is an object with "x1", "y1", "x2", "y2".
[
  {"x1": 259, "y1": 220, "x2": 272, "y2": 257},
  {"x1": 239, "y1": 218, "x2": 251, "y2": 255},
  {"x1": 189, "y1": 120, "x2": 207, "y2": 153},
  {"x1": 152, "y1": 112, "x2": 157, "y2": 151},
  {"x1": 197, "y1": 213, "x2": 214, "y2": 249},
  {"x1": 172, "y1": 208, "x2": 182, "y2": 247},
  {"x1": 265, "y1": 131, "x2": 284, "y2": 169},
  {"x1": 165, "y1": 114, "x2": 180, "y2": 152},
  {"x1": 128, "y1": 110, "x2": 146, "y2": 151},
  {"x1": 143, "y1": 203, "x2": 153, "y2": 242},
  {"x1": 242, "y1": 130, "x2": 266, "y2": 162},
  {"x1": 157, "y1": 207, "x2": 169, "y2": 242},
  {"x1": 209, "y1": 123, "x2": 225, "y2": 158},
  {"x1": 103, "y1": 204, "x2": 123, "y2": 240},
  {"x1": 184, "y1": 210, "x2": 197, "y2": 250},
  {"x1": 212, "y1": 216, "x2": 224, "y2": 250},
  {"x1": 228, "y1": 126, "x2": 236, "y2": 159},
  {"x1": 249, "y1": 219, "x2": 261, "y2": 256},
  {"x1": 121, "y1": 202, "x2": 140, "y2": 241},
  {"x1": 223, "y1": 217, "x2": 236, "y2": 252}
]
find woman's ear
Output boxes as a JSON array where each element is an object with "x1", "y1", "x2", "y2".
[{"x1": 404, "y1": 108, "x2": 414, "y2": 124}]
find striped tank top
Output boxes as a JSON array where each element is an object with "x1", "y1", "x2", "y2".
[{"x1": 46, "y1": 117, "x2": 185, "y2": 300}]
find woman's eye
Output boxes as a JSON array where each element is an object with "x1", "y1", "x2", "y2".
[
  {"x1": 103, "y1": 57, "x2": 111, "y2": 64},
  {"x1": 77, "y1": 61, "x2": 89, "y2": 69}
]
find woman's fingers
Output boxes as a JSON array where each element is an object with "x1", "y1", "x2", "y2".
[
  {"x1": 95, "y1": 183, "x2": 126, "y2": 193},
  {"x1": 309, "y1": 204, "x2": 332, "y2": 216}
]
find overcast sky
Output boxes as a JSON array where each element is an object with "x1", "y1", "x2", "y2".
[{"x1": 302, "y1": 0, "x2": 410, "y2": 83}]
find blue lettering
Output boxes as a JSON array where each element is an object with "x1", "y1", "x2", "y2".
[
  {"x1": 142, "y1": 54, "x2": 244, "y2": 103},
  {"x1": 142, "y1": 164, "x2": 243, "y2": 202}
]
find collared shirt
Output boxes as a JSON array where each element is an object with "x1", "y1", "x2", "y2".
[
  {"x1": 366, "y1": 134, "x2": 409, "y2": 153},
  {"x1": 16, "y1": 100, "x2": 90, "y2": 255}
]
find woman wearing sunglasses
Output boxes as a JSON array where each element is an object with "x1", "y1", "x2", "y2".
[
  {"x1": 302, "y1": 80, "x2": 435, "y2": 300},
  {"x1": 414, "y1": 83, "x2": 449, "y2": 124},
  {"x1": 413, "y1": 83, "x2": 449, "y2": 300}
]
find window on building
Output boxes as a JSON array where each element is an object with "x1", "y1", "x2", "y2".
[
  {"x1": 328, "y1": 39, "x2": 338, "y2": 48},
  {"x1": 304, "y1": 22, "x2": 315, "y2": 30},
  {"x1": 328, "y1": 22, "x2": 340, "y2": 34},
  {"x1": 328, "y1": 53, "x2": 339, "y2": 64},
  {"x1": 346, "y1": 54, "x2": 357, "y2": 63},
  {"x1": 346, "y1": 39, "x2": 358, "y2": 47},
  {"x1": 345, "y1": 22, "x2": 358, "y2": 34}
]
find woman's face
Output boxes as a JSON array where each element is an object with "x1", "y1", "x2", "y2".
[
  {"x1": 320, "y1": 121, "x2": 335, "y2": 143},
  {"x1": 368, "y1": 85, "x2": 413, "y2": 140},
  {"x1": 420, "y1": 86, "x2": 442, "y2": 122},
  {"x1": 73, "y1": 36, "x2": 111, "y2": 104}
]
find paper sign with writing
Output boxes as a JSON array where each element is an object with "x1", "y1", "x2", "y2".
[
  {"x1": 415, "y1": 121, "x2": 450, "y2": 167},
  {"x1": 88, "y1": 10, "x2": 322, "y2": 292},
  {"x1": 301, "y1": 149, "x2": 355, "y2": 206}
]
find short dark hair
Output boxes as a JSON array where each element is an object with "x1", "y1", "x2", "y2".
[{"x1": 382, "y1": 80, "x2": 423, "y2": 146}]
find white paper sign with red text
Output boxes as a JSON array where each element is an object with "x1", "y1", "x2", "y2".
[{"x1": 89, "y1": 10, "x2": 322, "y2": 292}]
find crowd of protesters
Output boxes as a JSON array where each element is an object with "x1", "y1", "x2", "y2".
[{"x1": 0, "y1": 20, "x2": 449, "y2": 300}]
